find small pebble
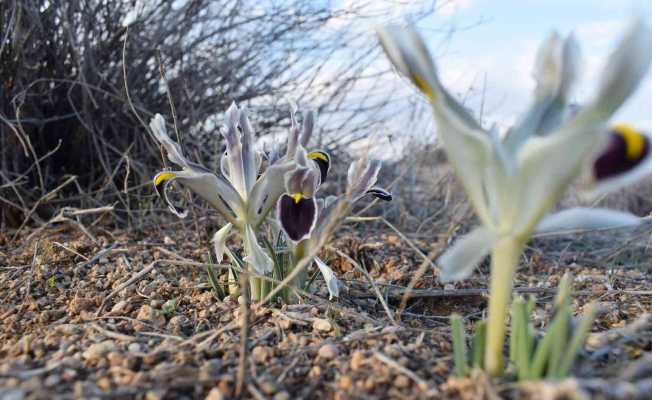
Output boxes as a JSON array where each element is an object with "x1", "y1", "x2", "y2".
[
  {"x1": 252, "y1": 346, "x2": 271, "y2": 363},
  {"x1": 110, "y1": 300, "x2": 129, "y2": 315},
  {"x1": 273, "y1": 391, "x2": 290, "y2": 400},
  {"x1": 127, "y1": 343, "x2": 142, "y2": 353},
  {"x1": 205, "y1": 388, "x2": 224, "y2": 400},
  {"x1": 82, "y1": 341, "x2": 116, "y2": 361},
  {"x1": 317, "y1": 344, "x2": 338, "y2": 360},
  {"x1": 350, "y1": 351, "x2": 365, "y2": 371},
  {"x1": 312, "y1": 318, "x2": 332, "y2": 332}
]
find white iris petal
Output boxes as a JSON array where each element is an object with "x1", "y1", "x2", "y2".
[
  {"x1": 438, "y1": 227, "x2": 498, "y2": 282},
  {"x1": 534, "y1": 208, "x2": 642, "y2": 234},
  {"x1": 243, "y1": 224, "x2": 273, "y2": 274},
  {"x1": 315, "y1": 257, "x2": 341, "y2": 300},
  {"x1": 211, "y1": 223, "x2": 233, "y2": 264}
]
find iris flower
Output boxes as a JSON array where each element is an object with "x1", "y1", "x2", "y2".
[
  {"x1": 151, "y1": 102, "x2": 312, "y2": 278},
  {"x1": 378, "y1": 19, "x2": 652, "y2": 375},
  {"x1": 276, "y1": 150, "x2": 392, "y2": 300},
  {"x1": 151, "y1": 102, "x2": 387, "y2": 302}
]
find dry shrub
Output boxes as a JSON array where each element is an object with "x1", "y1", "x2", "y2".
[{"x1": 0, "y1": 0, "x2": 430, "y2": 230}]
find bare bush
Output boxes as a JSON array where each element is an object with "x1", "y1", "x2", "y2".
[{"x1": 0, "y1": 0, "x2": 434, "y2": 231}]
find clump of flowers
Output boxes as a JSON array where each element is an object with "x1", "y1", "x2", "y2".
[
  {"x1": 378, "y1": 18, "x2": 652, "y2": 376},
  {"x1": 150, "y1": 102, "x2": 391, "y2": 302}
]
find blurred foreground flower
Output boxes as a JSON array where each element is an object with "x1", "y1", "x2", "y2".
[{"x1": 378, "y1": 18, "x2": 652, "y2": 376}]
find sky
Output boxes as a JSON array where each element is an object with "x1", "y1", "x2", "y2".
[
  {"x1": 333, "y1": 0, "x2": 652, "y2": 144},
  {"x1": 423, "y1": 0, "x2": 652, "y2": 130}
]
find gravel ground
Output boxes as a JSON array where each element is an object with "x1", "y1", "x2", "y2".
[{"x1": 1, "y1": 222, "x2": 651, "y2": 399}]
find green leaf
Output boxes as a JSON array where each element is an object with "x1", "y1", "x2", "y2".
[
  {"x1": 161, "y1": 298, "x2": 177, "y2": 315},
  {"x1": 530, "y1": 308, "x2": 564, "y2": 379},
  {"x1": 546, "y1": 306, "x2": 569, "y2": 379},
  {"x1": 206, "y1": 251, "x2": 226, "y2": 300},
  {"x1": 451, "y1": 314, "x2": 469, "y2": 377},
  {"x1": 471, "y1": 320, "x2": 486, "y2": 369},
  {"x1": 558, "y1": 302, "x2": 597, "y2": 377}
]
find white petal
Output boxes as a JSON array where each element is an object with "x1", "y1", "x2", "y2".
[
  {"x1": 174, "y1": 167, "x2": 246, "y2": 218},
  {"x1": 122, "y1": 9, "x2": 139, "y2": 27},
  {"x1": 149, "y1": 114, "x2": 188, "y2": 168},
  {"x1": 286, "y1": 102, "x2": 301, "y2": 159},
  {"x1": 239, "y1": 106, "x2": 258, "y2": 193},
  {"x1": 346, "y1": 158, "x2": 381, "y2": 199},
  {"x1": 149, "y1": 115, "x2": 246, "y2": 219},
  {"x1": 221, "y1": 102, "x2": 247, "y2": 199},
  {"x1": 377, "y1": 24, "x2": 482, "y2": 128},
  {"x1": 590, "y1": 18, "x2": 652, "y2": 119},
  {"x1": 505, "y1": 33, "x2": 581, "y2": 147},
  {"x1": 513, "y1": 117, "x2": 610, "y2": 236},
  {"x1": 513, "y1": 20, "x2": 652, "y2": 236},
  {"x1": 438, "y1": 227, "x2": 497, "y2": 282},
  {"x1": 534, "y1": 208, "x2": 641, "y2": 234},
  {"x1": 377, "y1": 25, "x2": 496, "y2": 225},
  {"x1": 243, "y1": 225, "x2": 273, "y2": 275},
  {"x1": 300, "y1": 110, "x2": 316, "y2": 147},
  {"x1": 315, "y1": 257, "x2": 341, "y2": 300},
  {"x1": 534, "y1": 32, "x2": 580, "y2": 103},
  {"x1": 377, "y1": 25, "x2": 437, "y2": 97},
  {"x1": 247, "y1": 161, "x2": 295, "y2": 224},
  {"x1": 211, "y1": 223, "x2": 233, "y2": 264}
]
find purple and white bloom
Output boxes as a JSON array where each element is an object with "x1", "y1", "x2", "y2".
[
  {"x1": 151, "y1": 102, "x2": 301, "y2": 274},
  {"x1": 377, "y1": 19, "x2": 652, "y2": 282},
  {"x1": 378, "y1": 17, "x2": 652, "y2": 376}
]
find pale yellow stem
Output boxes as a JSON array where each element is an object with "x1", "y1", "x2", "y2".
[
  {"x1": 288, "y1": 240, "x2": 308, "y2": 303},
  {"x1": 484, "y1": 237, "x2": 524, "y2": 377},
  {"x1": 250, "y1": 277, "x2": 262, "y2": 302}
]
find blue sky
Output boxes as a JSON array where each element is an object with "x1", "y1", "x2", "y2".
[
  {"x1": 333, "y1": 0, "x2": 652, "y2": 143},
  {"x1": 421, "y1": 0, "x2": 652, "y2": 129}
]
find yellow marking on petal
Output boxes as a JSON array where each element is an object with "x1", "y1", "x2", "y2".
[
  {"x1": 291, "y1": 193, "x2": 304, "y2": 204},
  {"x1": 308, "y1": 151, "x2": 328, "y2": 162},
  {"x1": 154, "y1": 172, "x2": 177, "y2": 186},
  {"x1": 614, "y1": 123, "x2": 646, "y2": 161},
  {"x1": 411, "y1": 74, "x2": 435, "y2": 101}
]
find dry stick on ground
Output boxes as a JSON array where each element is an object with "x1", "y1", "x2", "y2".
[
  {"x1": 77, "y1": 242, "x2": 119, "y2": 268},
  {"x1": 329, "y1": 245, "x2": 397, "y2": 325},
  {"x1": 351, "y1": 285, "x2": 652, "y2": 299},
  {"x1": 373, "y1": 351, "x2": 438, "y2": 397},
  {"x1": 21, "y1": 205, "x2": 114, "y2": 246},
  {"x1": 235, "y1": 265, "x2": 251, "y2": 398},
  {"x1": 159, "y1": 259, "x2": 383, "y2": 327},
  {"x1": 96, "y1": 257, "x2": 233, "y2": 315},
  {"x1": 347, "y1": 215, "x2": 442, "y2": 319},
  {"x1": 13, "y1": 175, "x2": 78, "y2": 240}
]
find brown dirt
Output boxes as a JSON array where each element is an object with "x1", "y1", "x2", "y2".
[{"x1": 1, "y1": 220, "x2": 651, "y2": 399}]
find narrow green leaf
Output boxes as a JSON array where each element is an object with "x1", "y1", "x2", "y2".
[
  {"x1": 546, "y1": 306, "x2": 569, "y2": 379},
  {"x1": 530, "y1": 310, "x2": 563, "y2": 379},
  {"x1": 206, "y1": 252, "x2": 226, "y2": 300},
  {"x1": 514, "y1": 297, "x2": 532, "y2": 380},
  {"x1": 471, "y1": 320, "x2": 486, "y2": 368},
  {"x1": 554, "y1": 272, "x2": 573, "y2": 309},
  {"x1": 451, "y1": 314, "x2": 469, "y2": 377},
  {"x1": 558, "y1": 302, "x2": 597, "y2": 377},
  {"x1": 305, "y1": 268, "x2": 320, "y2": 291},
  {"x1": 509, "y1": 296, "x2": 522, "y2": 365}
]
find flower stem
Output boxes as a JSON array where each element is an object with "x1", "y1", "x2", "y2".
[
  {"x1": 288, "y1": 240, "x2": 308, "y2": 303},
  {"x1": 485, "y1": 237, "x2": 523, "y2": 377},
  {"x1": 250, "y1": 277, "x2": 262, "y2": 302}
]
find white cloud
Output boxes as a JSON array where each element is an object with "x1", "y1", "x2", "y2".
[
  {"x1": 437, "y1": 0, "x2": 473, "y2": 17},
  {"x1": 429, "y1": 16, "x2": 652, "y2": 131}
]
